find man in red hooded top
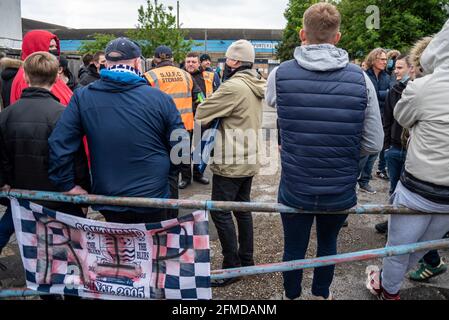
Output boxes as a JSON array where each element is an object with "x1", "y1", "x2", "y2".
[
  {"x1": 10, "y1": 30, "x2": 92, "y2": 165},
  {"x1": 10, "y1": 30, "x2": 73, "y2": 106}
]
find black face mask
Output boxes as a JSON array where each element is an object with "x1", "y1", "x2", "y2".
[
  {"x1": 222, "y1": 64, "x2": 253, "y2": 82},
  {"x1": 49, "y1": 49, "x2": 59, "y2": 57},
  {"x1": 99, "y1": 64, "x2": 107, "y2": 71},
  {"x1": 222, "y1": 64, "x2": 235, "y2": 82}
]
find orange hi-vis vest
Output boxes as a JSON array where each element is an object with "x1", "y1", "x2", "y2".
[
  {"x1": 145, "y1": 66, "x2": 194, "y2": 131},
  {"x1": 202, "y1": 71, "x2": 215, "y2": 98}
]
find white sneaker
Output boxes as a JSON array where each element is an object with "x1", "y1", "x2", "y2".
[{"x1": 365, "y1": 265, "x2": 382, "y2": 297}]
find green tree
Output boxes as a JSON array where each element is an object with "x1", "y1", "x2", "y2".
[
  {"x1": 79, "y1": 33, "x2": 116, "y2": 55},
  {"x1": 127, "y1": 0, "x2": 195, "y2": 62},
  {"x1": 276, "y1": 0, "x2": 326, "y2": 62},
  {"x1": 338, "y1": 0, "x2": 449, "y2": 59}
]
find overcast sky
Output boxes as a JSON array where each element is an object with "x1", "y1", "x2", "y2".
[{"x1": 21, "y1": 0, "x2": 289, "y2": 29}]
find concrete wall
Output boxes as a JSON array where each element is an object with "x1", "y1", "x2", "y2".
[{"x1": 0, "y1": 0, "x2": 22, "y2": 50}]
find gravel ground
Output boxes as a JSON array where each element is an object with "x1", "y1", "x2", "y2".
[{"x1": 208, "y1": 171, "x2": 449, "y2": 300}]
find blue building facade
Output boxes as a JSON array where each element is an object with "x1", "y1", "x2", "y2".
[{"x1": 59, "y1": 39, "x2": 279, "y2": 55}]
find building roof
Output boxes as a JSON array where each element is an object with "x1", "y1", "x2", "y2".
[
  {"x1": 22, "y1": 18, "x2": 69, "y2": 33},
  {"x1": 22, "y1": 19, "x2": 283, "y2": 41}
]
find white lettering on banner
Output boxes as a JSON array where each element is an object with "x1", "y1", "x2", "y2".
[{"x1": 74, "y1": 223, "x2": 145, "y2": 238}]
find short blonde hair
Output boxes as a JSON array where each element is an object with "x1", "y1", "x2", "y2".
[
  {"x1": 365, "y1": 48, "x2": 387, "y2": 70},
  {"x1": 23, "y1": 51, "x2": 59, "y2": 87},
  {"x1": 303, "y1": 3, "x2": 341, "y2": 44}
]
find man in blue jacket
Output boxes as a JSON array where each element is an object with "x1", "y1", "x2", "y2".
[
  {"x1": 358, "y1": 48, "x2": 392, "y2": 194},
  {"x1": 265, "y1": 3, "x2": 383, "y2": 300},
  {"x1": 48, "y1": 38, "x2": 186, "y2": 223}
]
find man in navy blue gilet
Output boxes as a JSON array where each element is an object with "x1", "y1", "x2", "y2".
[{"x1": 265, "y1": 3, "x2": 383, "y2": 300}]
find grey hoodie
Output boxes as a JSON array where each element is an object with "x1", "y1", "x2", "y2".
[
  {"x1": 394, "y1": 19, "x2": 449, "y2": 186},
  {"x1": 266, "y1": 44, "x2": 384, "y2": 156}
]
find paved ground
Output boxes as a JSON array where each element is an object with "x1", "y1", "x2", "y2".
[{"x1": 1, "y1": 105, "x2": 448, "y2": 300}]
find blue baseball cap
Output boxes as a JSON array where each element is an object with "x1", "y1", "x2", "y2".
[
  {"x1": 105, "y1": 37, "x2": 142, "y2": 61},
  {"x1": 154, "y1": 45, "x2": 173, "y2": 59}
]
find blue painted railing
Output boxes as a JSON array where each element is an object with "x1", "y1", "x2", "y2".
[
  {"x1": 0, "y1": 189, "x2": 448, "y2": 299},
  {"x1": 0, "y1": 189, "x2": 431, "y2": 215}
]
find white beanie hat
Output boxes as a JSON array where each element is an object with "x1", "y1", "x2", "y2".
[{"x1": 225, "y1": 39, "x2": 255, "y2": 63}]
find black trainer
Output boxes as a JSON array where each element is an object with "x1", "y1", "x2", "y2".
[
  {"x1": 193, "y1": 176, "x2": 210, "y2": 185},
  {"x1": 376, "y1": 170, "x2": 389, "y2": 181},
  {"x1": 375, "y1": 221, "x2": 388, "y2": 234}
]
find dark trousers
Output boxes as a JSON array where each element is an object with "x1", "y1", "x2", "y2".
[
  {"x1": 101, "y1": 209, "x2": 167, "y2": 224},
  {"x1": 378, "y1": 150, "x2": 387, "y2": 173},
  {"x1": 181, "y1": 130, "x2": 203, "y2": 182},
  {"x1": 0, "y1": 206, "x2": 13, "y2": 254},
  {"x1": 211, "y1": 174, "x2": 254, "y2": 269},
  {"x1": 181, "y1": 164, "x2": 203, "y2": 182},
  {"x1": 281, "y1": 212, "x2": 348, "y2": 299}
]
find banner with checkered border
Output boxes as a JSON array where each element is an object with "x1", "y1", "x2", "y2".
[{"x1": 10, "y1": 198, "x2": 211, "y2": 300}]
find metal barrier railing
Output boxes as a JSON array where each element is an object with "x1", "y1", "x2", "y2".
[
  {"x1": 1, "y1": 189, "x2": 449, "y2": 299},
  {"x1": 0, "y1": 189, "x2": 436, "y2": 215}
]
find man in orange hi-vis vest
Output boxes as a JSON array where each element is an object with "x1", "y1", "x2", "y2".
[
  {"x1": 144, "y1": 46, "x2": 203, "y2": 215},
  {"x1": 145, "y1": 46, "x2": 195, "y2": 131}
]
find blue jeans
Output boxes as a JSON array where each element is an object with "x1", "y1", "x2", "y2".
[
  {"x1": 384, "y1": 147, "x2": 406, "y2": 194},
  {"x1": 281, "y1": 212, "x2": 348, "y2": 299},
  {"x1": 358, "y1": 153, "x2": 378, "y2": 187},
  {"x1": 0, "y1": 206, "x2": 14, "y2": 254}
]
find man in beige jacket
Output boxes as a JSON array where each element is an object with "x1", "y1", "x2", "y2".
[{"x1": 195, "y1": 40, "x2": 266, "y2": 287}]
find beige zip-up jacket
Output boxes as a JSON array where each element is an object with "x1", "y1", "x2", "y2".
[{"x1": 195, "y1": 69, "x2": 266, "y2": 178}]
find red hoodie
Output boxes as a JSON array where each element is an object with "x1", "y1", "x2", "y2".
[
  {"x1": 10, "y1": 30, "x2": 73, "y2": 106},
  {"x1": 11, "y1": 30, "x2": 91, "y2": 168}
]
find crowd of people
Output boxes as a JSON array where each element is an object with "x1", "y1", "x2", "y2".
[{"x1": 0, "y1": 2, "x2": 448, "y2": 300}]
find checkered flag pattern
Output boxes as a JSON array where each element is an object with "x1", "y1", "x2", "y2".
[
  {"x1": 10, "y1": 198, "x2": 211, "y2": 300},
  {"x1": 148, "y1": 214, "x2": 211, "y2": 300}
]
